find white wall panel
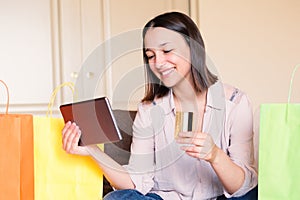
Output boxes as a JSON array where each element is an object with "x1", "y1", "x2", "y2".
[{"x1": 0, "y1": 0, "x2": 54, "y2": 114}]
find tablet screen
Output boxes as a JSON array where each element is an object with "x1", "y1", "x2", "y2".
[{"x1": 59, "y1": 97, "x2": 122, "y2": 146}]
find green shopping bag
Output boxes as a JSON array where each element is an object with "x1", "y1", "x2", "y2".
[{"x1": 259, "y1": 65, "x2": 300, "y2": 200}]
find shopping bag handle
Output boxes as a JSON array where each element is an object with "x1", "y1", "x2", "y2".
[
  {"x1": 0, "y1": 80, "x2": 9, "y2": 114},
  {"x1": 287, "y1": 64, "x2": 300, "y2": 104},
  {"x1": 47, "y1": 82, "x2": 75, "y2": 117},
  {"x1": 285, "y1": 64, "x2": 300, "y2": 122}
]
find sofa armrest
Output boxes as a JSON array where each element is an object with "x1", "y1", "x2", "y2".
[{"x1": 102, "y1": 109, "x2": 136, "y2": 197}]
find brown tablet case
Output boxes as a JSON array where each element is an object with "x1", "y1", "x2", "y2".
[{"x1": 59, "y1": 97, "x2": 122, "y2": 146}]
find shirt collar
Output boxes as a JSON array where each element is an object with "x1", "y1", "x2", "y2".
[
  {"x1": 154, "y1": 81, "x2": 225, "y2": 115},
  {"x1": 206, "y1": 81, "x2": 226, "y2": 110}
]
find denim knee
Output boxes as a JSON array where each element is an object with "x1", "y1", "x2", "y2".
[
  {"x1": 103, "y1": 189, "x2": 137, "y2": 200},
  {"x1": 230, "y1": 185, "x2": 258, "y2": 200},
  {"x1": 103, "y1": 189, "x2": 162, "y2": 200},
  {"x1": 217, "y1": 185, "x2": 258, "y2": 200}
]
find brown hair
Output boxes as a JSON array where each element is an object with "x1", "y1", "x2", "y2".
[{"x1": 141, "y1": 12, "x2": 218, "y2": 102}]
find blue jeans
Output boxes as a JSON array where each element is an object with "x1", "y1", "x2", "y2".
[
  {"x1": 217, "y1": 186, "x2": 258, "y2": 200},
  {"x1": 103, "y1": 189, "x2": 163, "y2": 200},
  {"x1": 104, "y1": 186, "x2": 258, "y2": 200}
]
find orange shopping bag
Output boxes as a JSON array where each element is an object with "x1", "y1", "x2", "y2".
[
  {"x1": 0, "y1": 80, "x2": 34, "y2": 199},
  {"x1": 33, "y1": 82, "x2": 103, "y2": 200}
]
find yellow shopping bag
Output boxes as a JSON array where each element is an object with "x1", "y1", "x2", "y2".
[{"x1": 34, "y1": 82, "x2": 103, "y2": 199}]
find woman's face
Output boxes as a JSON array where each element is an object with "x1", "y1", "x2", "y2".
[{"x1": 144, "y1": 27, "x2": 192, "y2": 89}]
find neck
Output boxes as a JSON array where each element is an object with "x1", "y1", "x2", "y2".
[{"x1": 173, "y1": 87, "x2": 207, "y2": 112}]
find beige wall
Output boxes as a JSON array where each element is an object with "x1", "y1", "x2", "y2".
[
  {"x1": 198, "y1": 0, "x2": 300, "y2": 113},
  {"x1": 2, "y1": 0, "x2": 299, "y2": 115}
]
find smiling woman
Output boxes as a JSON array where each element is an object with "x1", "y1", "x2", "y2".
[
  {"x1": 141, "y1": 12, "x2": 218, "y2": 103},
  {"x1": 144, "y1": 27, "x2": 192, "y2": 89},
  {"x1": 62, "y1": 11, "x2": 258, "y2": 200}
]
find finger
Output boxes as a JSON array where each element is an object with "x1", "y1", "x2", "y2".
[
  {"x1": 178, "y1": 131, "x2": 207, "y2": 139},
  {"x1": 63, "y1": 122, "x2": 77, "y2": 151},
  {"x1": 181, "y1": 145, "x2": 206, "y2": 159},
  {"x1": 176, "y1": 137, "x2": 193, "y2": 144},
  {"x1": 190, "y1": 135, "x2": 214, "y2": 151},
  {"x1": 180, "y1": 134, "x2": 216, "y2": 160},
  {"x1": 192, "y1": 132, "x2": 207, "y2": 139},
  {"x1": 185, "y1": 151, "x2": 207, "y2": 159},
  {"x1": 65, "y1": 124, "x2": 79, "y2": 153},
  {"x1": 71, "y1": 129, "x2": 81, "y2": 152},
  {"x1": 181, "y1": 145, "x2": 199, "y2": 153},
  {"x1": 62, "y1": 121, "x2": 72, "y2": 135},
  {"x1": 190, "y1": 132, "x2": 209, "y2": 146},
  {"x1": 177, "y1": 131, "x2": 194, "y2": 138},
  {"x1": 62, "y1": 122, "x2": 75, "y2": 146},
  {"x1": 176, "y1": 133, "x2": 206, "y2": 146}
]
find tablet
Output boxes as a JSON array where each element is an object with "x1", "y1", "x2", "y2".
[{"x1": 59, "y1": 97, "x2": 122, "y2": 146}]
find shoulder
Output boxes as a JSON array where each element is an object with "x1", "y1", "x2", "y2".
[
  {"x1": 223, "y1": 83, "x2": 253, "y2": 121},
  {"x1": 138, "y1": 92, "x2": 171, "y2": 112},
  {"x1": 133, "y1": 96, "x2": 169, "y2": 133},
  {"x1": 138, "y1": 100, "x2": 155, "y2": 110},
  {"x1": 135, "y1": 101, "x2": 153, "y2": 122},
  {"x1": 223, "y1": 83, "x2": 249, "y2": 105},
  {"x1": 136, "y1": 94, "x2": 169, "y2": 119}
]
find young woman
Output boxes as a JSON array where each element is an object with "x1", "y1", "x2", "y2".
[{"x1": 62, "y1": 12, "x2": 258, "y2": 200}]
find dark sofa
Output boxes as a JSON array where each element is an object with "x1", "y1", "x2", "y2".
[{"x1": 102, "y1": 110, "x2": 137, "y2": 196}]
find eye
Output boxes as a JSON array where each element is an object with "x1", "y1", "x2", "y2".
[
  {"x1": 146, "y1": 52, "x2": 155, "y2": 60},
  {"x1": 163, "y1": 49, "x2": 173, "y2": 54},
  {"x1": 147, "y1": 55, "x2": 155, "y2": 60}
]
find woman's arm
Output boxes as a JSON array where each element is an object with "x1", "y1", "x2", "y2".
[
  {"x1": 86, "y1": 145, "x2": 135, "y2": 190},
  {"x1": 207, "y1": 145, "x2": 245, "y2": 194},
  {"x1": 62, "y1": 121, "x2": 135, "y2": 190},
  {"x1": 177, "y1": 93, "x2": 256, "y2": 195},
  {"x1": 177, "y1": 132, "x2": 245, "y2": 194}
]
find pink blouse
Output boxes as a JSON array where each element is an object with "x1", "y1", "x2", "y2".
[{"x1": 124, "y1": 82, "x2": 258, "y2": 199}]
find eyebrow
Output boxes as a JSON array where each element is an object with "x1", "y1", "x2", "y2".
[{"x1": 145, "y1": 42, "x2": 170, "y2": 52}]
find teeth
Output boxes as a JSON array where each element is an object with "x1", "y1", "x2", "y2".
[{"x1": 162, "y1": 68, "x2": 174, "y2": 75}]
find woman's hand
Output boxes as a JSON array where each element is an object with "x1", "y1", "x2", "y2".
[
  {"x1": 62, "y1": 121, "x2": 89, "y2": 156},
  {"x1": 176, "y1": 131, "x2": 219, "y2": 163}
]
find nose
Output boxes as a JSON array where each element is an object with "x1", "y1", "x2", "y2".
[{"x1": 154, "y1": 51, "x2": 165, "y2": 69}]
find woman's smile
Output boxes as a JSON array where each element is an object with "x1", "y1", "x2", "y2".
[{"x1": 160, "y1": 67, "x2": 175, "y2": 77}]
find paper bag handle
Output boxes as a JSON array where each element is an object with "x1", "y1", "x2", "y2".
[
  {"x1": 47, "y1": 82, "x2": 75, "y2": 117},
  {"x1": 287, "y1": 64, "x2": 300, "y2": 104},
  {"x1": 285, "y1": 64, "x2": 300, "y2": 121},
  {"x1": 0, "y1": 80, "x2": 9, "y2": 114}
]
